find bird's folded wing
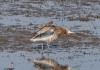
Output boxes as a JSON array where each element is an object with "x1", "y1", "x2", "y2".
[{"x1": 32, "y1": 27, "x2": 54, "y2": 38}]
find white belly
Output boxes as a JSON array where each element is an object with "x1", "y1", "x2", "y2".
[
  {"x1": 30, "y1": 34, "x2": 57, "y2": 43},
  {"x1": 30, "y1": 37, "x2": 48, "y2": 42}
]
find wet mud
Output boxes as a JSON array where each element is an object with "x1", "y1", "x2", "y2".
[{"x1": 0, "y1": 0, "x2": 100, "y2": 70}]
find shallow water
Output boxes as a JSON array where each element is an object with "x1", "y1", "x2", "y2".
[
  {"x1": 0, "y1": 46, "x2": 100, "y2": 70},
  {"x1": 0, "y1": 0, "x2": 100, "y2": 70}
]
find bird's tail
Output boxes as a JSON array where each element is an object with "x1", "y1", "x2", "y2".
[{"x1": 67, "y1": 29, "x2": 74, "y2": 34}]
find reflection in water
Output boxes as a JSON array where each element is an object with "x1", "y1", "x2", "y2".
[{"x1": 29, "y1": 57, "x2": 70, "y2": 70}]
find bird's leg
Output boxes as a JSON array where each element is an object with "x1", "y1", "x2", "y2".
[
  {"x1": 47, "y1": 43, "x2": 50, "y2": 50},
  {"x1": 41, "y1": 43, "x2": 44, "y2": 50},
  {"x1": 58, "y1": 41, "x2": 63, "y2": 50}
]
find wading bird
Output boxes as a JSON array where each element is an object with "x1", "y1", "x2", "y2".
[
  {"x1": 30, "y1": 21, "x2": 74, "y2": 50},
  {"x1": 29, "y1": 57, "x2": 70, "y2": 70}
]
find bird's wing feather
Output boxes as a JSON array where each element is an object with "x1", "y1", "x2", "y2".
[
  {"x1": 37, "y1": 27, "x2": 51, "y2": 34},
  {"x1": 32, "y1": 27, "x2": 54, "y2": 38}
]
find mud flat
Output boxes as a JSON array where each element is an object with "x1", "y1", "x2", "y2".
[{"x1": 0, "y1": 0, "x2": 100, "y2": 70}]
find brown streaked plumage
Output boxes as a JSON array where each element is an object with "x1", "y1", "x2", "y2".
[
  {"x1": 30, "y1": 22, "x2": 74, "y2": 49},
  {"x1": 29, "y1": 58, "x2": 70, "y2": 70}
]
